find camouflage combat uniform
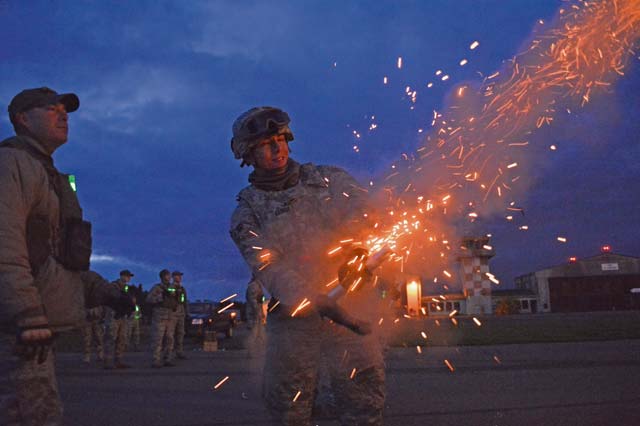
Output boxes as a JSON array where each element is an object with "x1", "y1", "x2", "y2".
[
  {"x1": 103, "y1": 279, "x2": 129, "y2": 367},
  {"x1": 230, "y1": 163, "x2": 385, "y2": 426},
  {"x1": 0, "y1": 135, "x2": 120, "y2": 425},
  {"x1": 171, "y1": 286, "x2": 187, "y2": 358},
  {"x1": 127, "y1": 305, "x2": 141, "y2": 350},
  {"x1": 82, "y1": 306, "x2": 105, "y2": 363},
  {"x1": 147, "y1": 282, "x2": 178, "y2": 366}
]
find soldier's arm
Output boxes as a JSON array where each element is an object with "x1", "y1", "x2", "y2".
[
  {"x1": 145, "y1": 285, "x2": 163, "y2": 305},
  {"x1": 0, "y1": 151, "x2": 48, "y2": 329},
  {"x1": 230, "y1": 199, "x2": 308, "y2": 307},
  {"x1": 82, "y1": 271, "x2": 121, "y2": 308}
]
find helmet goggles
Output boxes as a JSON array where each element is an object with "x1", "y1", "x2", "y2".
[{"x1": 241, "y1": 108, "x2": 290, "y2": 140}]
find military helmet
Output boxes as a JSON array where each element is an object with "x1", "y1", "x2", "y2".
[{"x1": 230, "y1": 106, "x2": 294, "y2": 165}]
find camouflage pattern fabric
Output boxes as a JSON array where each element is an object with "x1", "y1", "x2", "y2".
[
  {"x1": 0, "y1": 333, "x2": 63, "y2": 426},
  {"x1": 81, "y1": 319, "x2": 104, "y2": 362},
  {"x1": 264, "y1": 314, "x2": 385, "y2": 425},
  {"x1": 104, "y1": 317, "x2": 128, "y2": 365},
  {"x1": 150, "y1": 307, "x2": 175, "y2": 364},
  {"x1": 230, "y1": 163, "x2": 385, "y2": 425},
  {"x1": 172, "y1": 311, "x2": 185, "y2": 357},
  {"x1": 127, "y1": 316, "x2": 140, "y2": 350}
]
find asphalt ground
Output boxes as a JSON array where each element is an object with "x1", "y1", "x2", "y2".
[{"x1": 56, "y1": 337, "x2": 640, "y2": 426}]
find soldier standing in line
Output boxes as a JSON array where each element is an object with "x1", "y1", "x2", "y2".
[
  {"x1": 81, "y1": 306, "x2": 105, "y2": 364},
  {"x1": 245, "y1": 276, "x2": 266, "y2": 357},
  {"x1": 147, "y1": 269, "x2": 178, "y2": 368},
  {"x1": 229, "y1": 106, "x2": 385, "y2": 425},
  {"x1": 127, "y1": 293, "x2": 142, "y2": 352},
  {"x1": 104, "y1": 270, "x2": 135, "y2": 369},
  {"x1": 0, "y1": 87, "x2": 134, "y2": 425},
  {"x1": 170, "y1": 271, "x2": 188, "y2": 360}
]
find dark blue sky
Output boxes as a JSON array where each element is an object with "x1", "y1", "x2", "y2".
[{"x1": 2, "y1": 1, "x2": 638, "y2": 300}]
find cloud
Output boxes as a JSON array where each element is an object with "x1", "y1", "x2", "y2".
[
  {"x1": 76, "y1": 65, "x2": 198, "y2": 134},
  {"x1": 90, "y1": 252, "x2": 156, "y2": 272},
  {"x1": 190, "y1": 1, "x2": 295, "y2": 60}
]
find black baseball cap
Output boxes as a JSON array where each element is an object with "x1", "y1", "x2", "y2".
[
  {"x1": 8, "y1": 87, "x2": 79, "y2": 124},
  {"x1": 172, "y1": 271, "x2": 183, "y2": 276},
  {"x1": 119, "y1": 269, "x2": 134, "y2": 277}
]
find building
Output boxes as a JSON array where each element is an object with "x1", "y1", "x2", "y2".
[{"x1": 515, "y1": 249, "x2": 640, "y2": 313}]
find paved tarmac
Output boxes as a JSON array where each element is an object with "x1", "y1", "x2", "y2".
[{"x1": 57, "y1": 339, "x2": 640, "y2": 426}]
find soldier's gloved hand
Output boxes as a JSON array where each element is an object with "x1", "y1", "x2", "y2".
[
  {"x1": 15, "y1": 325, "x2": 54, "y2": 364},
  {"x1": 315, "y1": 295, "x2": 372, "y2": 336},
  {"x1": 109, "y1": 293, "x2": 136, "y2": 319}
]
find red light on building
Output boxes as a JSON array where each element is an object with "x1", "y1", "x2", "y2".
[
  {"x1": 601, "y1": 245, "x2": 611, "y2": 253},
  {"x1": 569, "y1": 256, "x2": 577, "y2": 263}
]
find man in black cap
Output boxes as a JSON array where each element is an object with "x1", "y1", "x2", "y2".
[
  {"x1": 0, "y1": 87, "x2": 134, "y2": 424},
  {"x1": 170, "y1": 271, "x2": 188, "y2": 360},
  {"x1": 104, "y1": 270, "x2": 135, "y2": 369}
]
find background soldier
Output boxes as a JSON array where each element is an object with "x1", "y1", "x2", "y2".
[
  {"x1": 171, "y1": 271, "x2": 188, "y2": 360},
  {"x1": 127, "y1": 294, "x2": 142, "y2": 352},
  {"x1": 0, "y1": 87, "x2": 134, "y2": 425},
  {"x1": 147, "y1": 269, "x2": 178, "y2": 368},
  {"x1": 245, "y1": 276, "x2": 266, "y2": 357},
  {"x1": 82, "y1": 306, "x2": 105, "y2": 364},
  {"x1": 229, "y1": 106, "x2": 385, "y2": 425},
  {"x1": 104, "y1": 270, "x2": 134, "y2": 369}
]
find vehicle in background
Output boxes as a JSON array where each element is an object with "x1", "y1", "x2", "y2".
[{"x1": 187, "y1": 301, "x2": 237, "y2": 338}]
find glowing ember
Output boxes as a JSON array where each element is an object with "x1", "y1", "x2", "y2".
[
  {"x1": 292, "y1": 390, "x2": 302, "y2": 402},
  {"x1": 473, "y1": 317, "x2": 482, "y2": 326},
  {"x1": 557, "y1": 236, "x2": 568, "y2": 243},
  {"x1": 220, "y1": 294, "x2": 237, "y2": 304},
  {"x1": 213, "y1": 376, "x2": 229, "y2": 390},
  {"x1": 217, "y1": 302, "x2": 234, "y2": 314},
  {"x1": 444, "y1": 359, "x2": 455, "y2": 372}
]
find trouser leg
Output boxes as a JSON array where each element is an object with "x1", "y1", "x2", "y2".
[
  {"x1": 94, "y1": 322, "x2": 104, "y2": 360},
  {"x1": 263, "y1": 316, "x2": 320, "y2": 426},
  {"x1": 331, "y1": 365, "x2": 385, "y2": 426},
  {"x1": 175, "y1": 316, "x2": 185, "y2": 356},
  {"x1": 164, "y1": 316, "x2": 175, "y2": 362},
  {"x1": 151, "y1": 317, "x2": 168, "y2": 364},
  {"x1": 115, "y1": 320, "x2": 128, "y2": 362},
  {"x1": 0, "y1": 334, "x2": 63, "y2": 426},
  {"x1": 104, "y1": 321, "x2": 118, "y2": 366},
  {"x1": 81, "y1": 322, "x2": 91, "y2": 361}
]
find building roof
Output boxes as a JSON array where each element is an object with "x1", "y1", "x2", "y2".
[{"x1": 516, "y1": 252, "x2": 640, "y2": 279}]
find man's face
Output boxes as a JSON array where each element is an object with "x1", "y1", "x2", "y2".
[
  {"x1": 173, "y1": 275, "x2": 182, "y2": 286},
  {"x1": 251, "y1": 133, "x2": 289, "y2": 170},
  {"x1": 16, "y1": 103, "x2": 69, "y2": 153},
  {"x1": 121, "y1": 275, "x2": 132, "y2": 285},
  {"x1": 161, "y1": 273, "x2": 171, "y2": 284}
]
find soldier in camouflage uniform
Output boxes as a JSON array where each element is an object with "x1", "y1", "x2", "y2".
[
  {"x1": 229, "y1": 107, "x2": 385, "y2": 426},
  {"x1": 245, "y1": 277, "x2": 266, "y2": 357},
  {"x1": 103, "y1": 270, "x2": 134, "y2": 369},
  {"x1": 0, "y1": 87, "x2": 134, "y2": 425},
  {"x1": 127, "y1": 301, "x2": 142, "y2": 351},
  {"x1": 147, "y1": 269, "x2": 178, "y2": 368},
  {"x1": 170, "y1": 271, "x2": 188, "y2": 360},
  {"x1": 81, "y1": 306, "x2": 105, "y2": 364}
]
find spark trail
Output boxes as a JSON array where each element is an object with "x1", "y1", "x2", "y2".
[{"x1": 355, "y1": 0, "x2": 640, "y2": 280}]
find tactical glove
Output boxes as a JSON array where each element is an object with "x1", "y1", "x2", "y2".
[
  {"x1": 315, "y1": 295, "x2": 372, "y2": 336},
  {"x1": 14, "y1": 325, "x2": 54, "y2": 364}
]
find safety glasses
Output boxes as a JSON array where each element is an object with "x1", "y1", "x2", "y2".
[{"x1": 243, "y1": 109, "x2": 290, "y2": 137}]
